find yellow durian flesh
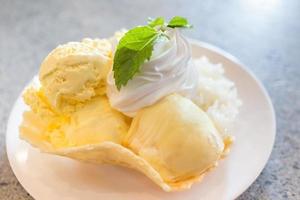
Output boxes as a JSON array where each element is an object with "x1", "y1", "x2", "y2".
[{"x1": 124, "y1": 94, "x2": 225, "y2": 185}]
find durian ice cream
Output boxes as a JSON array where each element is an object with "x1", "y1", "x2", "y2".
[
  {"x1": 20, "y1": 19, "x2": 241, "y2": 192},
  {"x1": 20, "y1": 39, "x2": 129, "y2": 150},
  {"x1": 39, "y1": 39, "x2": 111, "y2": 111}
]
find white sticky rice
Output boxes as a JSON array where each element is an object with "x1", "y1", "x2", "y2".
[{"x1": 193, "y1": 56, "x2": 242, "y2": 137}]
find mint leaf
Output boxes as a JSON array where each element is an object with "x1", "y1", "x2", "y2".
[
  {"x1": 167, "y1": 16, "x2": 192, "y2": 28},
  {"x1": 148, "y1": 17, "x2": 165, "y2": 27},
  {"x1": 113, "y1": 26, "x2": 159, "y2": 90}
]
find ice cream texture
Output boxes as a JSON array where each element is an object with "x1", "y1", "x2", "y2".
[
  {"x1": 21, "y1": 38, "x2": 129, "y2": 150},
  {"x1": 20, "y1": 30, "x2": 237, "y2": 191},
  {"x1": 39, "y1": 39, "x2": 112, "y2": 111}
]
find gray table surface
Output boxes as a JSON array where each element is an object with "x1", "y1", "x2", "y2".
[{"x1": 0, "y1": 0, "x2": 299, "y2": 199}]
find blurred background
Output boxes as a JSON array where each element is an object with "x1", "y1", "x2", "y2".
[{"x1": 0, "y1": 0, "x2": 299, "y2": 199}]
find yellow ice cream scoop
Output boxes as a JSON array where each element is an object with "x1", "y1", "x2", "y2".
[
  {"x1": 123, "y1": 94, "x2": 225, "y2": 186},
  {"x1": 39, "y1": 39, "x2": 112, "y2": 111},
  {"x1": 21, "y1": 87, "x2": 129, "y2": 150},
  {"x1": 20, "y1": 38, "x2": 129, "y2": 150}
]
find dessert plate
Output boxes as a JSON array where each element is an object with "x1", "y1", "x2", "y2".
[{"x1": 6, "y1": 40, "x2": 276, "y2": 200}]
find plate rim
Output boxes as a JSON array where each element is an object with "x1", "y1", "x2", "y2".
[{"x1": 6, "y1": 39, "x2": 276, "y2": 200}]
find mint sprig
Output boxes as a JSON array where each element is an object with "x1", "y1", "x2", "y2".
[
  {"x1": 167, "y1": 16, "x2": 192, "y2": 28},
  {"x1": 113, "y1": 26, "x2": 159, "y2": 90},
  {"x1": 148, "y1": 17, "x2": 165, "y2": 27},
  {"x1": 113, "y1": 16, "x2": 192, "y2": 90}
]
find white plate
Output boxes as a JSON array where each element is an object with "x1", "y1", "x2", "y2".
[{"x1": 6, "y1": 41, "x2": 276, "y2": 200}]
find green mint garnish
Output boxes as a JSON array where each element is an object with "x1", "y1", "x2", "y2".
[
  {"x1": 113, "y1": 16, "x2": 192, "y2": 90},
  {"x1": 167, "y1": 16, "x2": 192, "y2": 28},
  {"x1": 148, "y1": 17, "x2": 165, "y2": 27},
  {"x1": 113, "y1": 26, "x2": 159, "y2": 90}
]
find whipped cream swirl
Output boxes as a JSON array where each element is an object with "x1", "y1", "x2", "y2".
[{"x1": 107, "y1": 29, "x2": 199, "y2": 116}]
